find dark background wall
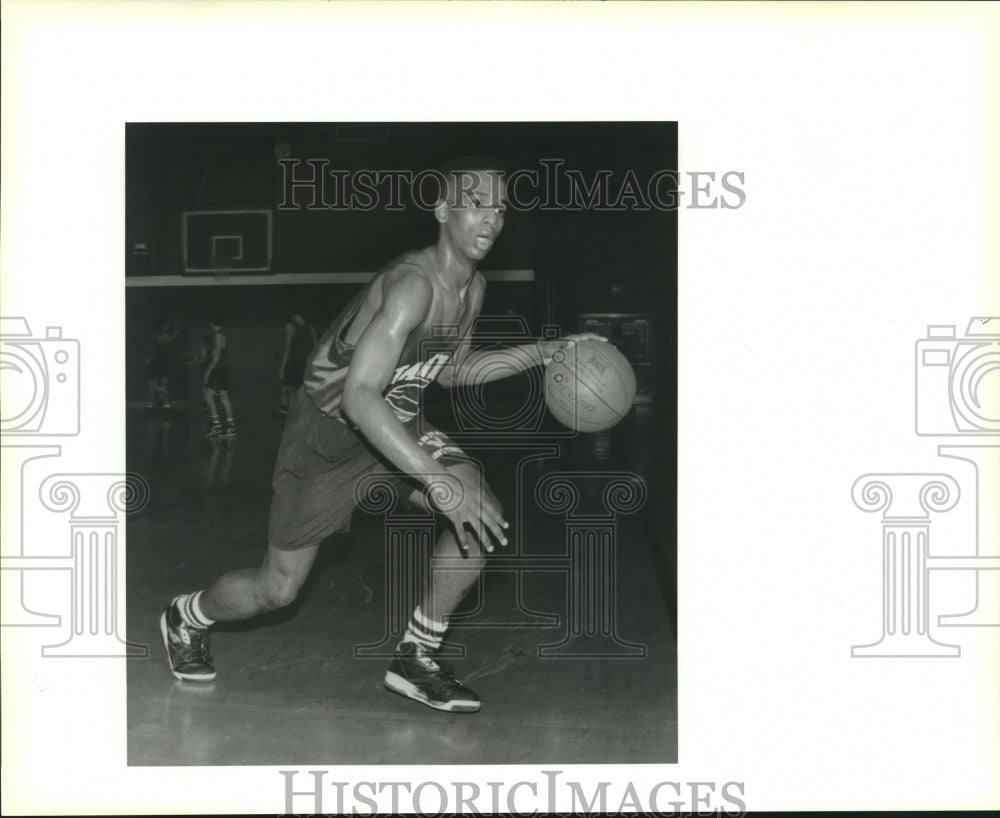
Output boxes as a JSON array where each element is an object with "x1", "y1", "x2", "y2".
[
  {"x1": 126, "y1": 280, "x2": 548, "y2": 408},
  {"x1": 126, "y1": 122, "x2": 677, "y2": 406}
]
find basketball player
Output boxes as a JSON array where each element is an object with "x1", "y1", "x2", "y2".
[
  {"x1": 145, "y1": 318, "x2": 180, "y2": 410},
  {"x1": 277, "y1": 304, "x2": 317, "y2": 415},
  {"x1": 203, "y1": 313, "x2": 236, "y2": 438},
  {"x1": 161, "y1": 159, "x2": 604, "y2": 712}
]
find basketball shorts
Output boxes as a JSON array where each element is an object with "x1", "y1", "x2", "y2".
[
  {"x1": 267, "y1": 388, "x2": 474, "y2": 551},
  {"x1": 204, "y1": 364, "x2": 231, "y2": 391}
]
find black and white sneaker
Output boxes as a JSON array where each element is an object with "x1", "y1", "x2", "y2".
[
  {"x1": 160, "y1": 599, "x2": 216, "y2": 682},
  {"x1": 384, "y1": 641, "x2": 480, "y2": 713}
]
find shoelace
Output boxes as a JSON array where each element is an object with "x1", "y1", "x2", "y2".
[
  {"x1": 181, "y1": 627, "x2": 213, "y2": 663},
  {"x1": 421, "y1": 655, "x2": 465, "y2": 687},
  {"x1": 415, "y1": 652, "x2": 441, "y2": 671}
]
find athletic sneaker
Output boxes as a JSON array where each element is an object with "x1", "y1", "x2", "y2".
[
  {"x1": 205, "y1": 423, "x2": 223, "y2": 438},
  {"x1": 222, "y1": 423, "x2": 237, "y2": 439},
  {"x1": 160, "y1": 600, "x2": 216, "y2": 682},
  {"x1": 384, "y1": 641, "x2": 480, "y2": 713}
]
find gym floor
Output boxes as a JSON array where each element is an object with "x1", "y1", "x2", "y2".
[{"x1": 126, "y1": 397, "x2": 677, "y2": 766}]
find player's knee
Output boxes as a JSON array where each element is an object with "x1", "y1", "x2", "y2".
[
  {"x1": 256, "y1": 568, "x2": 302, "y2": 610},
  {"x1": 260, "y1": 580, "x2": 298, "y2": 610}
]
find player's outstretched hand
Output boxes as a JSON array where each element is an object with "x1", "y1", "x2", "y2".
[
  {"x1": 426, "y1": 472, "x2": 509, "y2": 553},
  {"x1": 537, "y1": 333, "x2": 609, "y2": 366}
]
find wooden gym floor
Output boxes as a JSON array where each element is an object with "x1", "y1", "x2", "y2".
[{"x1": 125, "y1": 398, "x2": 677, "y2": 766}]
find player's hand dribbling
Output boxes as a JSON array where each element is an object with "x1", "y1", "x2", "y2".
[
  {"x1": 537, "y1": 332, "x2": 609, "y2": 366},
  {"x1": 426, "y1": 471, "x2": 509, "y2": 553}
]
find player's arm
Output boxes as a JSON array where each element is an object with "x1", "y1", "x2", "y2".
[
  {"x1": 438, "y1": 276, "x2": 607, "y2": 387},
  {"x1": 341, "y1": 271, "x2": 508, "y2": 548},
  {"x1": 340, "y1": 271, "x2": 437, "y2": 482}
]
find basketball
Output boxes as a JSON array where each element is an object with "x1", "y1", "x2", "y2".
[{"x1": 544, "y1": 340, "x2": 637, "y2": 432}]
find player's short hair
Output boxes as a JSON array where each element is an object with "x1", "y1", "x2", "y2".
[
  {"x1": 436, "y1": 155, "x2": 507, "y2": 208},
  {"x1": 209, "y1": 311, "x2": 225, "y2": 327}
]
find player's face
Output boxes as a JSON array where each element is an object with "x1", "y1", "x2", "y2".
[{"x1": 441, "y1": 170, "x2": 507, "y2": 261}]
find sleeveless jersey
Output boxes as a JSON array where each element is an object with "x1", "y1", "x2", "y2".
[{"x1": 303, "y1": 276, "x2": 459, "y2": 424}]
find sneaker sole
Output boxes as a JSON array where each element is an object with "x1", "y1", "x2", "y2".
[
  {"x1": 159, "y1": 611, "x2": 217, "y2": 682},
  {"x1": 383, "y1": 671, "x2": 480, "y2": 713}
]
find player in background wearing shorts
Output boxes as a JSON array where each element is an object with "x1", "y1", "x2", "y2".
[
  {"x1": 277, "y1": 304, "x2": 317, "y2": 415},
  {"x1": 203, "y1": 313, "x2": 236, "y2": 439},
  {"x1": 161, "y1": 159, "x2": 604, "y2": 712},
  {"x1": 145, "y1": 318, "x2": 180, "y2": 410}
]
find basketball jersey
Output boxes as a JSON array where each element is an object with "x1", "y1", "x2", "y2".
[{"x1": 303, "y1": 277, "x2": 459, "y2": 424}]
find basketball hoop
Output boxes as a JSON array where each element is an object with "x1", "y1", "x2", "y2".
[{"x1": 209, "y1": 254, "x2": 235, "y2": 279}]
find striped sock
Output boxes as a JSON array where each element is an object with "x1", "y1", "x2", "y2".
[
  {"x1": 173, "y1": 591, "x2": 214, "y2": 629},
  {"x1": 400, "y1": 605, "x2": 447, "y2": 652}
]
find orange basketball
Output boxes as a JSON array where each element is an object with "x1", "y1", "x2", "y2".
[{"x1": 544, "y1": 340, "x2": 636, "y2": 432}]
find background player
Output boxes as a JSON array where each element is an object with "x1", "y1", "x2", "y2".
[
  {"x1": 161, "y1": 159, "x2": 604, "y2": 712},
  {"x1": 277, "y1": 304, "x2": 317, "y2": 415},
  {"x1": 145, "y1": 318, "x2": 180, "y2": 410},
  {"x1": 203, "y1": 312, "x2": 236, "y2": 438}
]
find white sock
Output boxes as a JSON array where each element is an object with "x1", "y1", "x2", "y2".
[
  {"x1": 174, "y1": 591, "x2": 214, "y2": 628},
  {"x1": 400, "y1": 605, "x2": 447, "y2": 651}
]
